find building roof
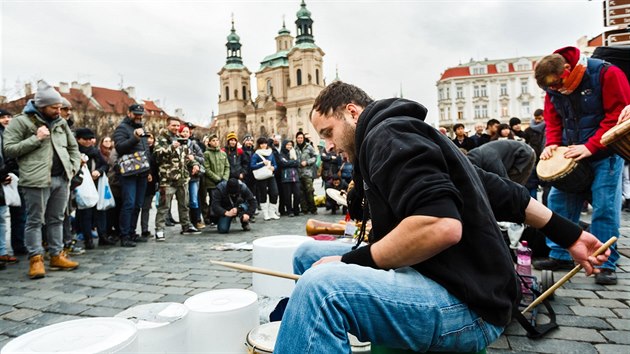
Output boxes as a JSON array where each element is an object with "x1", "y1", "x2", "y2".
[
  {"x1": 142, "y1": 99, "x2": 168, "y2": 117},
  {"x1": 90, "y1": 86, "x2": 137, "y2": 114},
  {"x1": 259, "y1": 50, "x2": 290, "y2": 71},
  {"x1": 439, "y1": 56, "x2": 540, "y2": 81}
]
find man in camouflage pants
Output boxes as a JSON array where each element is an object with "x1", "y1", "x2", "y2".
[{"x1": 153, "y1": 117, "x2": 201, "y2": 240}]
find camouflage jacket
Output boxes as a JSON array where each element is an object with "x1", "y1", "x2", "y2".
[{"x1": 153, "y1": 131, "x2": 199, "y2": 186}]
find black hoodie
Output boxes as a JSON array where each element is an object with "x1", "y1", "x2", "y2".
[{"x1": 342, "y1": 98, "x2": 523, "y2": 326}]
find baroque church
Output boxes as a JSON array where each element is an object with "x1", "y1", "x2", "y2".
[{"x1": 213, "y1": 0, "x2": 325, "y2": 142}]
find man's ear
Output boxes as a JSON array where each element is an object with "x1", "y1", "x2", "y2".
[
  {"x1": 564, "y1": 63, "x2": 571, "y2": 71},
  {"x1": 346, "y1": 103, "x2": 361, "y2": 123}
]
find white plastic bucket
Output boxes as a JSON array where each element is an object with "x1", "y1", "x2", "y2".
[
  {"x1": 115, "y1": 302, "x2": 189, "y2": 353},
  {"x1": 252, "y1": 235, "x2": 314, "y2": 297},
  {"x1": 184, "y1": 289, "x2": 258, "y2": 354},
  {"x1": 0, "y1": 317, "x2": 137, "y2": 353}
]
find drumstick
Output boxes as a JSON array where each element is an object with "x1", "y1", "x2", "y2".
[
  {"x1": 210, "y1": 260, "x2": 301, "y2": 281},
  {"x1": 521, "y1": 236, "x2": 617, "y2": 314}
]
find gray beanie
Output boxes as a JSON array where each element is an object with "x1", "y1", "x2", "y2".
[
  {"x1": 61, "y1": 97, "x2": 72, "y2": 108},
  {"x1": 34, "y1": 80, "x2": 62, "y2": 108}
]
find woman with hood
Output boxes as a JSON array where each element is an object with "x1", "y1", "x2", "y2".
[
  {"x1": 250, "y1": 137, "x2": 279, "y2": 220},
  {"x1": 279, "y1": 140, "x2": 301, "y2": 217}
]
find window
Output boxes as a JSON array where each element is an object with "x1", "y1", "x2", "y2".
[
  {"x1": 266, "y1": 79, "x2": 272, "y2": 95},
  {"x1": 440, "y1": 108, "x2": 445, "y2": 120},
  {"x1": 225, "y1": 86, "x2": 230, "y2": 101},
  {"x1": 438, "y1": 88, "x2": 444, "y2": 100},
  {"x1": 501, "y1": 104, "x2": 509, "y2": 118},
  {"x1": 242, "y1": 86, "x2": 247, "y2": 100},
  {"x1": 496, "y1": 62, "x2": 509, "y2": 73},
  {"x1": 500, "y1": 83, "x2": 508, "y2": 96},
  {"x1": 316, "y1": 69, "x2": 320, "y2": 85},
  {"x1": 457, "y1": 110, "x2": 464, "y2": 120},
  {"x1": 474, "y1": 105, "x2": 488, "y2": 119},
  {"x1": 474, "y1": 85, "x2": 486, "y2": 97},
  {"x1": 456, "y1": 85, "x2": 463, "y2": 99},
  {"x1": 521, "y1": 79, "x2": 529, "y2": 95},
  {"x1": 471, "y1": 65, "x2": 487, "y2": 75},
  {"x1": 521, "y1": 102, "x2": 531, "y2": 116},
  {"x1": 445, "y1": 87, "x2": 450, "y2": 99},
  {"x1": 480, "y1": 85, "x2": 487, "y2": 97},
  {"x1": 296, "y1": 69, "x2": 302, "y2": 86}
]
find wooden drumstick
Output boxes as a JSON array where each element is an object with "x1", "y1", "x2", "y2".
[
  {"x1": 521, "y1": 236, "x2": 617, "y2": 314},
  {"x1": 211, "y1": 260, "x2": 301, "y2": 281}
]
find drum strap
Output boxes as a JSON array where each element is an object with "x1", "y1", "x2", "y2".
[{"x1": 512, "y1": 274, "x2": 558, "y2": 339}]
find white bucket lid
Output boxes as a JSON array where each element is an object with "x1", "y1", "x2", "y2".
[
  {"x1": 253, "y1": 235, "x2": 313, "y2": 248},
  {"x1": 1, "y1": 317, "x2": 137, "y2": 354},
  {"x1": 184, "y1": 289, "x2": 257, "y2": 313},
  {"x1": 115, "y1": 302, "x2": 189, "y2": 329}
]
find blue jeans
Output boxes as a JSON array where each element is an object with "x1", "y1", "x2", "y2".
[
  {"x1": 547, "y1": 155, "x2": 622, "y2": 270},
  {"x1": 118, "y1": 174, "x2": 147, "y2": 237},
  {"x1": 274, "y1": 242, "x2": 503, "y2": 353},
  {"x1": 188, "y1": 179, "x2": 199, "y2": 209},
  {"x1": 217, "y1": 202, "x2": 249, "y2": 233},
  {"x1": 0, "y1": 205, "x2": 8, "y2": 255}
]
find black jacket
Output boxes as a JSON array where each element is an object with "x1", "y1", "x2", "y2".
[
  {"x1": 211, "y1": 180, "x2": 257, "y2": 217},
  {"x1": 113, "y1": 117, "x2": 149, "y2": 156},
  {"x1": 342, "y1": 98, "x2": 524, "y2": 326}
]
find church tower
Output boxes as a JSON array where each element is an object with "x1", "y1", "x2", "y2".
[{"x1": 216, "y1": 18, "x2": 252, "y2": 140}]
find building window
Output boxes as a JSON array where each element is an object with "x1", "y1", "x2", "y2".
[
  {"x1": 457, "y1": 110, "x2": 464, "y2": 120},
  {"x1": 471, "y1": 66, "x2": 487, "y2": 75},
  {"x1": 474, "y1": 85, "x2": 486, "y2": 97},
  {"x1": 225, "y1": 86, "x2": 230, "y2": 101},
  {"x1": 480, "y1": 85, "x2": 487, "y2": 97},
  {"x1": 521, "y1": 102, "x2": 530, "y2": 116},
  {"x1": 266, "y1": 79, "x2": 272, "y2": 95},
  {"x1": 474, "y1": 105, "x2": 488, "y2": 119},
  {"x1": 500, "y1": 83, "x2": 508, "y2": 96},
  {"x1": 296, "y1": 69, "x2": 302, "y2": 86},
  {"x1": 501, "y1": 104, "x2": 509, "y2": 118},
  {"x1": 445, "y1": 87, "x2": 450, "y2": 100},
  {"x1": 438, "y1": 88, "x2": 444, "y2": 100},
  {"x1": 242, "y1": 86, "x2": 247, "y2": 100},
  {"x1": 316, "y1": 69, "x2": 320, "y2": 85},
  {"x1": 521, "y1": 79, "x2": 528, "y2": 95},
  {"x1": 456, "y1": 85, "x2": 463, "y2": 99},
  {"x1": 440, "y1": 108, "x2": 445, "y2": 121}
]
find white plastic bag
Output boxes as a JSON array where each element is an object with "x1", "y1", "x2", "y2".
[
  {"x1": 2, "y1": 173, "x2": 21, "y2": 207},
  {"x1": 75, "y1": 165, "x2": 99, "y2": 210},
  {"x1": 96, "y1": 174, "x2": 116, "y2": 211}
]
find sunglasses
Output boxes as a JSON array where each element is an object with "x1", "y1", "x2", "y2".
[{"x1": 545, "y1": 69, "x2": 570, "y2": 90}]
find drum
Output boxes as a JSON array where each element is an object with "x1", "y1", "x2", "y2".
[
  {"x1": 115, "y1": 302, "x2": 189, "y2": 353},
  {"x1": 244, "y1": 322, "x2": 371, "y2": 353},
  {"x1": 0, "y1": 318, "x2": 138, "y2": 354},
  {"x1": 536, "y1": 146, "x2": 593, "y2": 194},
  {"x1": 184, "y1": 289, "x2": 259, "y2": 354},
  {"x1": 601, "y1": 119, "x2": 630, "y2": 161}
]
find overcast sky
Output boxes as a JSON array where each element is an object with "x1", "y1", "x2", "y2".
[{"x1": 1, "y1": 0, "x2": 604, "y2": 126}]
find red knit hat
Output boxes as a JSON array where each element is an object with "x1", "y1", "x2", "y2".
[{"x1": 553, "y1": 46, "x2": 580, "y2": 69}]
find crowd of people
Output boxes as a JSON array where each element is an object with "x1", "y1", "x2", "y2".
[{"x1": 0, "y1": 80, "x2": 352, "y2": 276}]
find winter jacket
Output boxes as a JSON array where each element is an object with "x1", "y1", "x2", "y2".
[
  {"x1": 295, "y1": 142, "x2": 317, "y2": 178},
  {"x1": 279, "y1": 142, "x2": 300, "y2": 183},
  {"x1": 3, "y1": 100, "x2": 80, "y2": 187},
  {"x1": 153, "y1": 131, "x2": 198, "y2": 187},
  {"x1": 203, "y1": 146, "x2": 230, "y2": 189},
  {"x1": 223, "y1": 145, "x2": 248, "y2": 179},
  {"x1": 113, "y1": 117, "x2": 149, "y2": 157},
  {"x1": 250, "y1": 148, "x2": 278, "y2": 176},
  {"x1": 78, "y1": 144, "x2": 109, "y2": 188},
  {"x1": 187, "y1": 139, "x2": 205, "y2": 181},
  {"x1": 211, "y1": 179, "x2": 257, "y2": 217}
]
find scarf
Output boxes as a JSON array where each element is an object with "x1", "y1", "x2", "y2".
[
  {"x1": 289, "y1": 148, "x2": 297, "y2": 160},
  {"x1": 255, "y1": 148, "x2": 272, "y2": 157},
  {"x1": 559, "y1": 54, "x2": 587, "y2": 95}
]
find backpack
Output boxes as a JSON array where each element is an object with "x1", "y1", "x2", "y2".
[{"x1": 592, "y1": 46, "x2": 630, "y2": 85}]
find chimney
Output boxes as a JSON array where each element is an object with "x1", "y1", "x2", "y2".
[
  {"x1": 71, "y1": 81, "x2": 80, "y2": 89},
  {"x1": 80, "y1": 82, "x2": 92, "y2": 97},
  {"x1": 59, "y1": 82, "x2": 70, "y2": 93},
  {"x1": 24, "y1": 82, "x2": 32, "y2": 96},
  {"x1": 0, "y1": 96, "x2": 6, "y2": 105},
  {"x1": 125, "y1": 86, "x2": 136, "y2": 99},
  {"x1": 174, "y1": 108, "x2": 184, "y2": 117}
]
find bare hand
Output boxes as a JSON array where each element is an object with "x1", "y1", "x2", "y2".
[
  {"x1": 540, "y1": 144, "x2": 558, "y2": 160},
  {"x1": 565, "y1": 144, "x2": 592, "y2": 161},
  {"x1": 226, "y1": 208, "x2": 238, "y2": 217},
  {"x1": 187, "y1": 154, "x2": 195, "y2": 161},
  {"x1": 618, "y1": 105, "x2": 630, "y2": 124},
  {"x1": 567, "y1": 231, "x2": 611, "y2": 276},
  {"x1": 301, "y1": 161, "x2": 307, "y2": 167},
  {"x1": 134, "y1": 128, "x2": 144, "y2": 137},
  {"x1": 36, "y1": 126, "x2": 50, "y2": 140},
  {"x1": 147, "y1": 174, "x2": 153, "y2": 183},
  {"x1": 192, "y1": 165, "x2": 200, "y2": 175},
  {"x1": 242, "y1": 214, "x2": 250, "y2": 222},
  {"x1": 172, "y1": 140, "x2": 180, "y2": 149},
  {"x1": 2, "y1": 175, "x2": 11, "y2": 185},
  {"x1": 313, "y1": 256, "x2": 342, "y2": 267},
  {"x1": 91, "y1": 170, "x2": 101, "y2": 180}
]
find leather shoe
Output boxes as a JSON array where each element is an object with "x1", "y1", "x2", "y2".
[
  {"x1": 532, "y1": 257, "x2": 575, "y2": 271},
  {"x1": 595, "y1": 268, "x2": 617, "y2": 285}
]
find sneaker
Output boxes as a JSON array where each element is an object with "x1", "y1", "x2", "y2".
[
  {"x1": 181, "y1": 226, "x2": 201, "y2": 235},
  {"x1": 208, "y1": 222, "x2": 217, "y2": 228},
  {"x1": 0, "y1": 254, "x2": 19, "y2": 264},
  {"x1": 49, "y1": 251, "x2": 79, "y2": 271},
  {"x1": 595, "y1": 268, "x2": 617, "y2": 285},
  {"x1": 28, "y1": 254, "x2": 45, "y2": 279},
  {"x1": 98, "y1": 234, "x2": 118, "y2": 246},
  {"x1": 120, "y1": 237, "x2": 137, "y2": 247},
  {"x1": 155, "y1": 231, "x2": 165, "y2": 242},
  {"x1": 195, "y1": 222, "x2": 206, "y2": 229},
  {"x1": 64, "y1": 240, "x2": 86, "y2": 256},
  {"x1": 132, "y1": 233, "x2": 148, "y2": 243},
  {"x1": 141, "y1": 231, "x2": 152, "y2": 238},
  {"x1": 242, "y1": 223, "x2": 251, "y2": 231},
  {"x1": 532, "y1": 258, "x2": 575, "y2": 271}
]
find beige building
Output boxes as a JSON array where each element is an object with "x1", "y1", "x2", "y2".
[
  {"x1": 214, "y1": 0, "x2": 325, "y2": 143},
  {"x1": 436, "y1": 56, "x2": 546, "y2": 133}
]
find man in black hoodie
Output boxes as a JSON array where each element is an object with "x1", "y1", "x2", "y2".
[{"x1": 274, "y1": 81, "x2": 610, "y2": 353}]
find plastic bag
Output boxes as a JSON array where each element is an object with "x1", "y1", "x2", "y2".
[
  {"x1": 2, "y1": 173, "x2": 21, "y2": 207},
  {"x1": 96, "y1": 174, "x2": 116, "y2": 211},
  {"x1": 75, "y1": 165, "x2": 99, "y2": 210}
]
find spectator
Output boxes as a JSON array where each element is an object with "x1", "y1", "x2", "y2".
[
  {"x1": 211, "y1": 178, "x2": 256, "y2": 233},
  {"x1": 140, "y1": 134, "x2": 158, "y2": 239},
  {"x1": 509, "y1": 117, "x2": 526, "y2": 141},
  {"x1": 223, "y1": 132, "x2": 248, "y2": 180},
  {"x1": 338, "y1": 154, "x2": 353, "y2": 185},
  {"x1": 250, "y1": 137, "x2": 279, "y2": 221},
  {"x1": 270, "y1": 136, "x2": 285, "y2": 216},
  {"x1": 451, "y1": 123, "x2": 476, "y2": 152},
  {"x1": 0, "y1": 109, "x2": 17, "y2": 267},
  {"x1": 240, "y1": 135, "x2": 256, "y2": 212},
  {"x1": 113, "y1": 104, "x2": 150, "y2": 247},
  {"x1": 203, "y1": 134, "x2": 230, "y2": 227},
  {"x1": 469, "y1": 122, "x2": 485, "y2": 147},
  {"x1": 4, "y1": 80, "x2": 81, "y2": 279},
  {"x1": 524, "y1": 109, "x2": 549, "y2": 202},
  {"x1": 491, "y1": 123, "x2": 515, "y2": 140},
  {"x1": 180, "y1": 124, "x2": 205, "y2": 230},
  {"x1": 467, "y1": 140, "x2": 536, "y2": 186},
  {"x1": 279, "y1": 140, "x2": 301, "y2": 217},
  {"x1": 295, "y1": 131, "x2": 318, "y2": 214},
  {"x1": 477, "y1": 118, "x2": 500, "y2": 146},
  {"x1": 320, "y1": 143, "x2": 341, "y2": 186},
  {"x1": 325, "y1": 176, "x2": 348, "y2": 215}
]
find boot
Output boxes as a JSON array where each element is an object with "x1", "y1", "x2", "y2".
[
  {"x1": 269, "y1": 203, "x2": 280, "y2": 220},
  {"x1": 28, "y1": 254, "x2": 46, "y2": 279},
  {"x1": 49, "y1": 251, "x2": 79, "y2": 271},
  {"x1": 262, "y1": 202, "x2": 270, "y2": 221},
  {"x1": 120, "y1": 236, "x2": 137, "y2": 247},
  {"x1": 84, "y1": 235, "x2": 95, "y2": 250},
  {"x1": 192, "y1": 208, "x2": 205, "y2": 229}
]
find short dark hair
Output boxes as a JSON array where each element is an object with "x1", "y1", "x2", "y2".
[
  {"x1": 486, "y1": 119, "x2": 500, "y2": 129},
  {"x1": 534, "y1": 54, "x2": 566, "y2": 88},
  {"x1": 167, "y1": 116, "x2": 180, "y2": 124},
  {"x1": 256, "y1": 137, "x2": 268, "y2": 147},
  {"x1": 534, "y1": 109, "x2": 543, "y2": 116},
  {"x1": 453, "y1": 123, "x2": 465, "y2": 131},
  {"x1": 312, "y1": 81, "x2": 374, "y2": 119}
]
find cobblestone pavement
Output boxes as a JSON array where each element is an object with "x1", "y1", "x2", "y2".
[{"x1": 0, "y1": 203, "x2": 628, "y2": 353}]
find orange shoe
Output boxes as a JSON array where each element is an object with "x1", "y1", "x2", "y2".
[
  {"x1": 49, "y1": 251, "x2": 79, "y2": 271},
  {"x1": 28, "y1": 255, "x2": 46, "y2": 279}
]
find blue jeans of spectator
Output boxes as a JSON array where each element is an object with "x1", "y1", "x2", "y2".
[
  {"x1": 547, "y1": 155, "x2": 622, "y2": 270},
  {"x1": 217, "y1": 203, "x2": 249, "y2": 234},
  {"x1": 22, "y1": 176, "x2": 69, "y2": 258},
  {"x1": 274, "y1": 242, "x2": 503, "y2": 353},
  {"x1": 0, "y1": 206, "x2": 8, "y2": 255},
  {"x1": 119, "y1": 174, "x2": 147, "y2": 237},
  {"x1": 76, "y1": 207, "x2": 94, "y2": 242},
  {"x1": 188, "y1": 179, "x2": 199, "y2": 209}
]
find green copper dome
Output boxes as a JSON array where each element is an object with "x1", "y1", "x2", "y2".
[
  {"x1": 296, "y1": 0, "x2": 311, "y2": 19},
  {"x1": 278, "y1": 20, "x2": 290, "y2": 35}
]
